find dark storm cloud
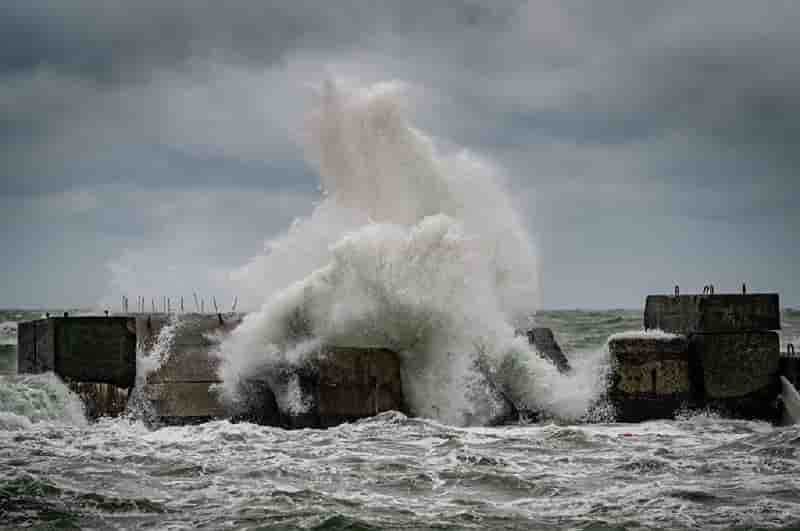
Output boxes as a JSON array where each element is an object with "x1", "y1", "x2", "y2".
[
  {"x1": 1, "y1": 0, "x2": 799, "y2": 307},
  {"x1": 0, "y1": 1, "x2": 517, "y2": 83},
  {"x1": 0, "y1": 0, "x2": 522, "y2": 195},
  {"x1": 1, "y1": 1, "x2": 327, "y2": 83}
]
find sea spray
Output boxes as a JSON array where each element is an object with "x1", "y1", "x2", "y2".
[
  {"x1": 0, "y1": 321, "x2": 18, "y2": 346},
  {"x1": 219, "y1": 78, "x2": 605, "y2": 425},
  {"x1": 124, "y1": 314, "x2": 180, "y2": 423},
  {"x1": 0, "y1": 373, "x2": 87, "y2": 429}
]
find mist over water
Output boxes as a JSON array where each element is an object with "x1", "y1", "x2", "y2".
[{"x1": 218, "y1": 79, "x2": 608, "y2": 425}]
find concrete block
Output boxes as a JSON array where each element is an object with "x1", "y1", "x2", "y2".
[
  {"x1": 147, "y1": 349, "x2": 221, "y2": 384},
  {"x1": 780, "y1": 356, "x2": 800, "y2": 389},
  {"x1": 55, "y1": 317, "x2": 136, "y2": 388},
  {"x1": 143, "y1": 382, "x2": 227, "y2": 419},
  {"x1": 16, "y1": 319, "x2": 56, "y2": 374},
  {"x1": 230, "y1": 379, "x2": 282, "y2": 426},
  {"x1": 138, "y1": 313, "x2": 243, "y2": 384},
  {"x1": 317, "y1": 346, "x2": 404, "y2": 420},
  {"x1": 17, "y1": 318, "x2": 135, "y2": 388},
  {"x1": 691, "y1": 332, "x2": 780, "y2": 421},
  {"x1": 527, "y1": 327, "x2": 570, "y2": 372},
  {"x1": 68, "y1": 382, "x2": 129, "y2": 420},
  {"x1": 608, "y1": 334, "x2": 692, "y2": 421},
  {"x1": 692, "y1": 331, "x2": 780, "y2": 395},
  {"x1": 264, "y1": 346, "x2": 405, "y2": 428},
  {"x1": 644, "y1": 294, "x2": 780, "y2": 334}
]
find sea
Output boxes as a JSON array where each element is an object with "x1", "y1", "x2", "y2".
[{"x1": 1, "y1": 308, "x2": 799, "y2": 531}]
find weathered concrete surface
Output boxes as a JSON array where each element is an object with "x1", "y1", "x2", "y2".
[
  {"x1": 608, "y1": 334, "x2": 692, "y2": 421},
  {"x1": 780, "y1": 356, "x2": 800, "y2": 389},
  {"x1": 17, "y1": 319, "x2": 55, "y2": 374},
  {"x1": 56, "y1": 317, "x2": 136, "y2": 388},
  {"x1": 691, "y1": 331, "x2": 780, "y2": 420},
  {"x1": 318, "y1": 346, "x2": 403, "y2": 419},
  {"x1": 68, "y1": 382, "x2": 129, "y2": 420},
  {"x1": 527, "y1": 328, "x2": 570, "y2": 373},
  {"x1": 230, "y1": 379, "x2": 282, "y2": 426},
  {"x1": 143, "y1": 382, "x2": 227, "y2": 420},
  {"x1": 644, "y1": 294, "x2": 780, "y2": 334},
  {"x1": 692, "y1": 332, "x2": 780, "y2": 398},
  {"x1": 17, "y1": 317, "x2": 136, "y2": 388},
  {"x1": 134, "y1": 314, "x2": 243, "y2": 422},
  {"x1": 780, "y1": 376, "x2": 800, "y2": 426},
  {"x1": 134, "y1": 315, "x2": 403, "y2": 427},
  {"x1": 137, "y1": 313, "x2": 242, "y2": 384},
  {"x1": 256, "y1": 346, "x2": 405, "y2": 428}
]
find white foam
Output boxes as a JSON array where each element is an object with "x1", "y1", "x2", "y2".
[
  {"x1": 218, "y1": 78, "x2": 603, "y2": 425},
  {"x1": 124, "y1": 314, "x2": 181, "y2": 422},
  {"x1": 0, "y1": 373, "x2": 87, "y2": 427},
  {"x1": 0, "y1": 321, "x2": 18, "y2": 346},
  {"x1": 136, "y1": 314, "x2": 180, "y2": 381},
  {"x1": 608, "y1": 329, "x2": 684, "y2": 342}
]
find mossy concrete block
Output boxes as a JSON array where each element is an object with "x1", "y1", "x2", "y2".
[
  {"x1": 644, "y1": 294, "x2": 780, "y2": 334},
  {"x1": 608, "y1": 334, "x2": 691, "y2": 421}
]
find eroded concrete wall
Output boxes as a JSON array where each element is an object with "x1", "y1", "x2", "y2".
[
  {"x1": 609, "y1": 335, "x2": 692, "y2": 421},
  {"x1": 644, "y1": 294, "x2": 780, "y2": 334},
  {"x1": 691, "y1": 331, "x2": 781, "y2": 420},
  {"x1": 17, "y1": 317, "x2": 135, "y2": 388},
  {"x1": 136, "y1": 313, "x2": 243, "y2": 420},
  {"x1": 629, "y1": 292, "x2": 783, "y2": 422}
]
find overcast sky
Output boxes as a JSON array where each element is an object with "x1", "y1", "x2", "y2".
[{"x1": 1, "y1": 0, "x2": 798, "y2": 310}]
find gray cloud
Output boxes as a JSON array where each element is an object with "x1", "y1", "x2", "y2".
[{"x1": 1, "y1": 0, "x2": 798, "y2": 308}]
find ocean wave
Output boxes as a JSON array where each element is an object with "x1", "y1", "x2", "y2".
[{"x1": 0, "y1": 373, "x2": 87, "y2": 428}]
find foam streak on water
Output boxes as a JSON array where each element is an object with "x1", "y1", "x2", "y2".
[{"x1": 1, "y1": 415, "x2": 799, "y2": 530}]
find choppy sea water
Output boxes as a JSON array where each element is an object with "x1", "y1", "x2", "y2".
[{"x1": 1, "y1": 309, "x2": 799, "y2": 530}]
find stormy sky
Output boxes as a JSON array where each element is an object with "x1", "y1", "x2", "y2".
[{"x1": 1, "y1": 0, "x2": 798, "y2": 310}]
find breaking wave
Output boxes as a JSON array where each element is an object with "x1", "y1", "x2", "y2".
[
  {"x1": 218, "y1": 79, "x2": 609, "y2": 425},
  {"x1": 0, "y1": 373, "x2": 87, "y2": 429}
]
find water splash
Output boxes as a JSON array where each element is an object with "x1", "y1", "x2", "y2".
[
  {"x1": 218, "y1": 78, "x2": 605, "y2": 425},
  {"x1": 0, "y1": 321, "x2": 17, "y2": 346},
  {"x1": 0, "y1": 373, "x2": 87, "y2": 429},
  {"x1": 124, "y1": 314, "x2": 180, "y2": 423}
]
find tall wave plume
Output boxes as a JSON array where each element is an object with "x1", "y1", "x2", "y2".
[{"x1": 218, "y1": 78, "x2": 606, "y2": 426}]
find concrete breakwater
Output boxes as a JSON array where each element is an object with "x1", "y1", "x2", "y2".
[
  {"x1": 16, "y1": 313, "x2": 408, "y2": 427},
  {"x1": 15, "y1": 293, "x2": 799, "y2": 426},
  {"x1": 609, "y1": 293, "x2": 790, "y2": 423},
  {"x1": 15, "y1": 312, "x2": 565, "y2": 427}
]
